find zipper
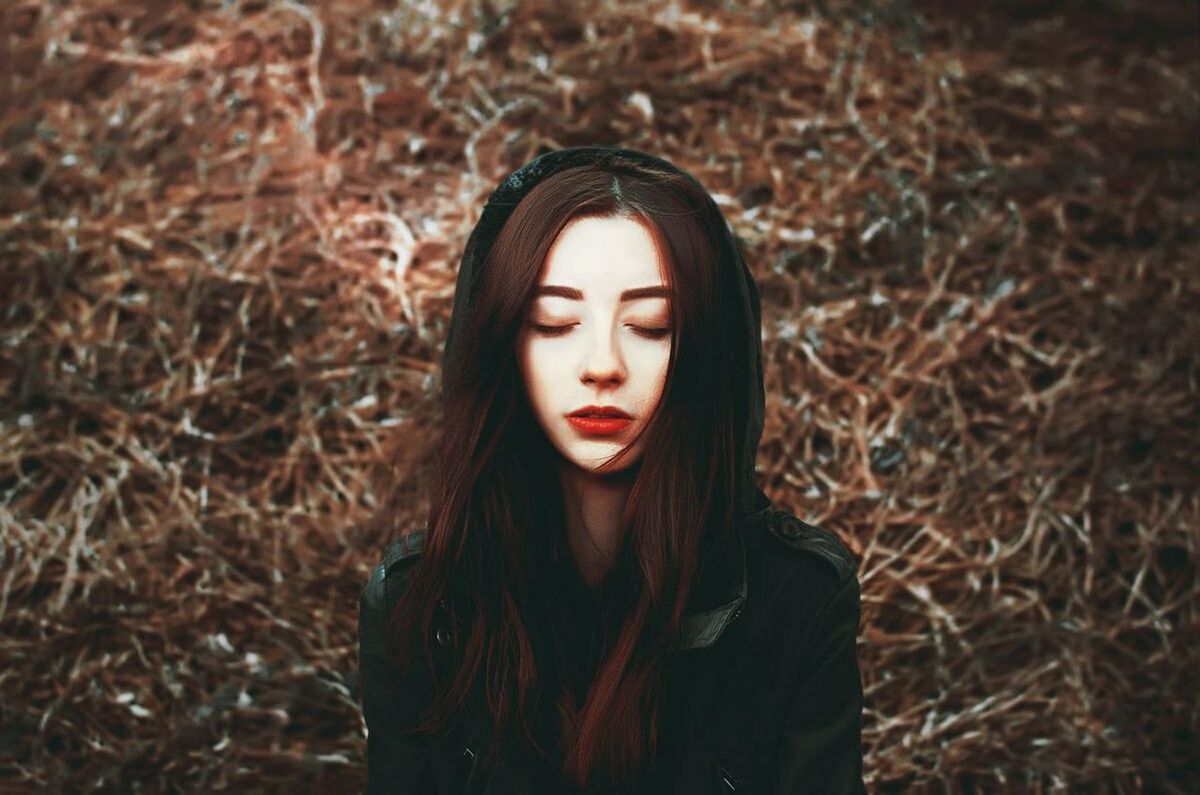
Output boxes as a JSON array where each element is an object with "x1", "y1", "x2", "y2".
[
  {"x1": 723, "y1": 603, "x2": 744, "y2": 633},
  {"x1": 457, "y1": 744, "x2": 480, "y2": 794}
]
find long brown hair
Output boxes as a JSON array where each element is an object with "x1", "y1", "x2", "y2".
[{"x1": 385, "y1": 155, "x2": 752, "y2": 788}]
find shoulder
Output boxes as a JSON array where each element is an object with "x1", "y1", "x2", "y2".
[
  {"x1": 761, "y1": 509, "x2": 859, "y2": 589},
  {"x1": 745, "y1": 508, "x2": 863, "y2": 646},
  {"x1": 745, "y1": 507, "x2": 861, "y2": 616},
  {"x1": 360, "y1": 528, "x2": 428, "y2": 616}
]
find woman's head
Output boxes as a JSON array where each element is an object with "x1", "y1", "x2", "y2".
[
  {"x1": 445, "y1": 156, "x2": 749, "y2": 486},
  {"x1": 389, "y1": 148, "x2": 764, "y2": 788},
  {"x1": 516, "y1": 213, "x2": 672, "y2": 477}
]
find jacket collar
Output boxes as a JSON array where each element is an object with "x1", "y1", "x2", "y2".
[
  {"x1": 672, "y1": 486, "x2": 770, "y2": 651},
  {"x1": 673, "y1": 530, "x2": 746, "y2": 650},
  {"x1": 429, "y1": 487, "x2": 772, "y2": 653}
]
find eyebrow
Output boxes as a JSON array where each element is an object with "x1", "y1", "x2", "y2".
[{"x1": 533, "y1": 285, "x2": 671, "y2": 302}]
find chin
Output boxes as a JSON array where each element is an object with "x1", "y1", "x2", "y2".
[{"x1": 573, "y1": 446, "x2": 643, "y2": 476}]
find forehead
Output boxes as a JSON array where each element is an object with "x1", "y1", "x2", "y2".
[{"x1": 537, "y1": 216, "x2": 668, "y2": 297}]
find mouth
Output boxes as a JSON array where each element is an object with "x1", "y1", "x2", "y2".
[
  {"x1": 565, "y1": 406, "x2": 633, "y2": 436},
  {"x1": 566, "y1": 415, "x2": 632, "y2": 436},
  {"x1": 569, "y1": 411, "x2": 631, "y2": 420},
  {"x1": 567, "y1": 405, "x2": 633, "y2": 420}
]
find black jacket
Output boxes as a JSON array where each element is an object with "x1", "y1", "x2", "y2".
[{"x1": 357, "y1": 146, "x2": 867, "y2": 794}]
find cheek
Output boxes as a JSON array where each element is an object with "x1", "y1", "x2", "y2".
[
  {"x1": 634, "y1": 349, "x2": 671, "y2": 408},
  {"x1": 644, "y1": 346, "x2": 670, "y2": 382},
  {"x1": 519, "y1": 342, "x2": 563, "y2": 411},
  {"x1": 516, "y1": 344, "x2": 539, "y2": 404}
]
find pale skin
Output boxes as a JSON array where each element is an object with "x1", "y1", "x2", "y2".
[{"x1": 515, "y1": 215, "x2": 673, "y2": 589}]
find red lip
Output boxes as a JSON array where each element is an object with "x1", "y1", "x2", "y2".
[
  {"x1": 567, "y1": 405, "x2": 632, "y2": 419},
  {"x1": 566, "y1": 416, "x2": 632, "y2": 435},
  {"x1": 565, "y1": 405, "x2": 633, "y2": 436}
]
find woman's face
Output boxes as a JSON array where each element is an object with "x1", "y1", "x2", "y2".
[{"x1": 516, "y1": 215, "x2": 673, "y2": 476}]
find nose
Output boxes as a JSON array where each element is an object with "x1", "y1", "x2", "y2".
[{"x1": 579, "y1": 326, "x2": 625, "y2": 387}]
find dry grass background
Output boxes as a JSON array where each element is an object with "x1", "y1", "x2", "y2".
[{"x1": 1, "y1": 0, "x2": 1197, "y2": 792}]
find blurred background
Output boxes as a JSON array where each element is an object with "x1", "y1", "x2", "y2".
[{"x1": 1, "y1": 0, "x2": 1196, "y2": 791}]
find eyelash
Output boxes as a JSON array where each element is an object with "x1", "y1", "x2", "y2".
[{"x1": 533, "y1": 324, "x2": 671, "y2": 340}]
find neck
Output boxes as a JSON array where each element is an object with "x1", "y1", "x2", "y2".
[{"x1": 557, "y1": 462, "x2": 636, "y2": 589}]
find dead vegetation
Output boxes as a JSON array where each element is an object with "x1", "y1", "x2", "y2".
[{"x1": 0, "y1": 0, "x2": 1196, "y2": 791}]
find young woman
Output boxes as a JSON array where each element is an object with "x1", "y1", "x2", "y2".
[{"x1": 358, "y1": 146, "x2": 866, "y2": 794}]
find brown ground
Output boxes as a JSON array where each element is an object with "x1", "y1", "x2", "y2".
[{"x1": 1, "y1": 0, "x2": 1196, "y2": 792}]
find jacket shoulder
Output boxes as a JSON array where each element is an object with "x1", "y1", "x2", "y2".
[
  {"x1": 762, "y1": 510, "x2": 858, "y2": 588},
  {"x1": 361, "y1": 528, "x2": 427, "y2": 614}
]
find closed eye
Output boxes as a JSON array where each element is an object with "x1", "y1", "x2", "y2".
[
  {"x1": 531, "y1": 324, "x2": 573, "y2": 336},
  {"x1": 532, "y1": 324, "x2": 671, "y2": 340}
]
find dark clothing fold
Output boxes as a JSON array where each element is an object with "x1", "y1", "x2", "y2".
[{"x1": 360, "y1": 502, "x2": 865, "y2": 794}]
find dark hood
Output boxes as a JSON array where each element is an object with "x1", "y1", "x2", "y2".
[{"x1": 441, "y1": 145, "x2": 769, "y2": 648}]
